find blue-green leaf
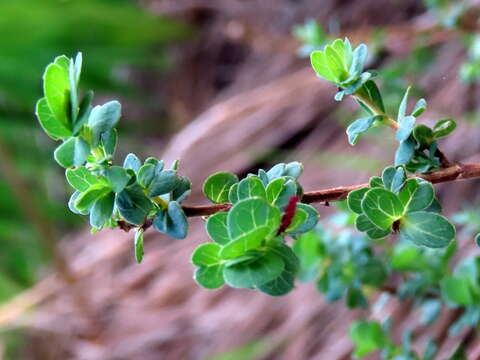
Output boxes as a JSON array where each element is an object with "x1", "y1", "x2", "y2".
[
  {"x1": 203, "y1": 172, "x2": 239, "y2": 204},
  {"x1": 400, "y1": 211, "x2": 455, "y2": 248},
  {"x1": 54, "y1": 137, "x2": 90, "y2": 168}
]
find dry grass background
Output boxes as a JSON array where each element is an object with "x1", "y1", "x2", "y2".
[{"x1": 2, "y1": 0, "x2": 480, "y2": 359}]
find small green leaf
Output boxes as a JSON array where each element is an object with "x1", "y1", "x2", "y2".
[
  {"x1": 395, "y1": 137, "x2": 415, "y2": 166},
  {"x1": 116, "y1": 184, "x2": 153, "y2": 226},
  {"x1": 206, "y1": 212, "x2": 230, "y2": 245},
  {"x1": 349, "y1": 321, "x2": 389, "y2": 358},
  {"x1": 369, "y1": 176, "x2": 383, "y2": 188},
  {"x1": 66, "y1": 166, "x2": 105, "y2": 192},
  {"x1": 87, "y1": 101, "x2": 121, "y2": 146},
  {"x1": 413, "y1": 125, "x2": 434, "y2": 147},
  {"x1": 266, "y1": 163, "x2": 286, "y2": 181},
  {"x1": 346, "y1": 115, "x2": 381, "y2": 145},
  {"x1": 68, "y1": 191, "x2": 88, "y2": 215},
  {"x1": 220, "y1": 227, "x2": 271, "y2": 259},
  {"x1": 381, "y1": 166, "x2": 396, "y2": 190},
  {"x1": 359, "y1": 80, "x2": 385, "y2": 113},
  {"x1": 54, "y1": 137, "x2": 90, "y2": 168},
  {"x1": 396, "y1": 115, "x2": 416, "y2": 142},
  {"x1": 411, "y1": 98, "x2": 427, "y2": 117},
  {"x1": 105, "y1": 166, "x2": 131, "y2": 193},
  {"x1": 349, "y1": 43, "x2": 368, "y2": 78},
  {"x1": 390, "y1": 166, "x2": 406, "y2": 194},
  {"x1": 258, "y1": 243, "x2": 299, "y2": 296},
  {"x1": 433, "y1": 118, "x2": 456, "y2": 138},
  {"x1": 194, "y1": 265, "x2": 225, "y2": 289},
  {"x1": 355, "y1": 215, "x2": 391, "y2": 239},
  {"x1": 227, "y1": 198, "x2": 281, "y2": 241},
  {"x1": 152, "y1": 201, "x2": 188, "y2": 239},
  {"x1": 171, "y1": 176, "x2": 191, "y2": 203},
  {"x1": 90, "y1": 192, "x2": 115, "y2": 228},
  {"x1": 400, "y1": 211, "x2": 455, "y2": 248},
  {"x1": 285, "y1": 208, "x2": 308, "y2": 232},
  {"x1": 228, "y1": 183, "x2": 239, "y2": 204},
  {"x1": 134, "y1": 229, "x2": 144, "y2": 264},
  {"x1": 361, "y1": 188, "x2": 404, "y2": 230},
  {"x1": 73, "y1": 90, "x2": 93, "y2": 135},
  {"x1": 284, "y1": 162, "x2": 303, "y2": 179},
  {"x1": 43, "y1": 61, "x2": 71, "y2": 127},
  {"x1": 137, "y1": 163, "x2": 155, "y2": 188},
  {"x1": 35, "y1": 97, "x2": 72, "y2": 140},
  {"x1": 191, "y1": 243, "x2": 222, "y2": 267},
  {"x1": 310, "y1": 50, "x2": 336, "y2": 82},
  {"x1": 101, "y1": 129, "x2": 117, "y2": 156},
  {"x1": 203, "y1": 172, "x2": 239, "y2": 204},
  {"x1": 397, "y1": 86, "x2": 411, "y2": 122},
  {"x1": 237, "y1": 176, "x2": 266, "y2": 201},
  {"x1": 400, "y1": 179, "x2": 434, "y2": 212},
  {"x1": 266, "y1": 177, "x2": 286, "y2": 205},
  {"x1": 148, "y1": 170, "x2": 179, "y2": 197},
  {"x1": 75, "y1": 184, "x2": 112, "y2": 212},
  {"x1": 123, "y1": 153, "x2": 141, "y2": 173},
  {"x1": 287, "y1": 203, "x2": 319, "y2": 235},
  {"x1": 223, "y1": 250, "x2": 284, "y2": 289},
  {"x1": 347, "y1": 187, "x2": 369, "y2": 214}
]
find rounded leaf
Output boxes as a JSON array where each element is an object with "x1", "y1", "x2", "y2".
[{"x1": 203, "y1": 172, "x2": 238, "y2": 204}]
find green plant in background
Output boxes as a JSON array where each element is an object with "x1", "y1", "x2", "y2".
[
  {"x1": 0, "y1": 0, "x2": 190, "y2": 308},
  {"x1": 36, "y1": 38, "x2": 480, "y2": 358},
  {"x1": 292, "y1": 19, "x2": 328, "y2": 57}
]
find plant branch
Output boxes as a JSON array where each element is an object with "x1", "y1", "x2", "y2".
[{"x1": 178, "y1": 162, "x2": 480, "y2": 218}]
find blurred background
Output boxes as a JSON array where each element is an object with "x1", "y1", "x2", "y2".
[{"x1": 0, "y1": 0, "x2": 480, "y2": 359}]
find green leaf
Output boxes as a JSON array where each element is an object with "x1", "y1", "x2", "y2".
[
  {"x1": 237, "y1": 176, "x2": 267, "y2": 201},
  {"x1": 396, "y1": 115, "x2": 416, "y2": 142},
  {"x1": 441, "y1": 276, "x2": 474, "y2": 306},
  {"x1": 433, "y1": 118, "x2": 456, "y2": 138},
  {"x1": 400, "y1": 211, "x2": 455, "y2": 248},
  {"x1": 273, "y1": 179, "x2": 298, "y2": 209},
  {"x1": 116, "y1": 184, "x2": 153, "y2": 226},
  {"x1": 75, "y1": 184, "x2": 112, "y2": 212},
  {"x1": 346, "y1": 115, "x2": 381, "y2": 145},
  {"x1": 266, "y1": 163, "x2": 286, "y2": 181},
  {"x1": 360, "y1": 80, "x2": 385, "y2": 113},
  {"x1": 355, "y1": 215, "x2": 391, "y2": 239},
  {"x1": 203, "y1": 172, "x2": 239, "y2": 204},
  {"x1": 220, "y1": 227, "x2": 271, "y2": 259},
  {"x1": 325, "y1": 45, "x2": 348, "y2": 82},
  {"x1": 266, "y1": 177, "x2": 286, "y2": 204},
  {"x1": 191, "y1": 243, "x2": 222, "y2": 267},
  {"x1": 148, "y1": 170, "x2": 179, "y2": 197},
  {"x1": 349, "y1": 321, "x2": 389, "y2": 358},
  {"x1": 349, "y1": 43, "x2": 368, "y2": 78},
  {"x1": 73, "y1": 90, "x2": 93, "y2": 135},
  {"x1": 43, "y1": 61, "x2": 71, "y2": 127},
  {"x1": 105, "y1": 166, "x2": 131, "y2": 193},
  {"x1": 171, "y1": 176, "x2": 191, "y2": 203},
  {"x1": 413, "y1": 125, "x2": 434, "y2": 147},
  {"x1": 381, "y1": 166, "x2": 396, "y2": 190},
  {"x1": 399, "y1": 179, "x2": 434, "y2": 212},
  {"x1": 87, "y1": 101, "x2": 121, "y2": 146},
  {"x1": 390, "y1": 167, "x2": 407, "y2": 194},
  {"x1": 395, "y1": 138, "x2": 415, "y2": 166},
  {"x1": 397, "y1": 86, "x2": 411, "y2": 122},
  {"x1": 194, "y1": 265, "x2": 225, "y2": 289},
  {"x1": 137, "y1": 163, "x2": 155, "y2": 188},
  {"x1": 361, "y1": 188, "x2": 404, "y2": 230},
  {"x1": 284, "y1": 162, "x2": 303, "y2": 179},
  {"x1": 228, "y1": 183, "x2": 239, "y2": 204},
  {"x1": 35, "y1": 97, "x2": 72, "y2": 140},
  {"x1": 258, "y1": 243, "x2": 299, "y2": 296},
  {"x1": 68, "y1": 191, "x2": 88, "y2": 215},
  {"x1": 227, "y1": 198, "x2": 281, "y2": 241},
  {"x1": 206, "y1": 212, "x2": 230, "y2": 245},
  {"x1": 69, "y1": 59, "x2": 79, "y2": 122},
  {"x1": 152, "y1": 201, "x2": 188, "y2": 239},
  {"x1": 285, "y1": 208, "x2": 308, "y2": 232},
  {"x1": 123, "y1": 153, "x2": 141, "y2": 173},
  {"x1": 310, "y1": 50, "x2": 336, "y2": 82},
  {"x1": 66, "y1": 166, "x2": 105, "y2": 192},
  {"x1": 411, "y1": 98, "x2": 427, "y2": 117},
  {"x1": 369, "y1": 176, "x2": 383, "y2": 188},
  {"x1": 347, "y1": 188, "x2": 369, "y2": 214},
  {"x1": 54, "y1": 137, "x2": 90, "y2": 168},
  {"x1": 134, "y1": 229, "x2": 144, "y2": 264},
  {"x1": 90, "y1": 192, "x2": 115, "y2": 228},
  {"x1": 101, "y1": 129, "x2": 117, "y2": 156},
  {"x1": 288, "y1": 203, "x2": 319, "y2": 235},
  {"x1": 223, "y1": 250, "x2": 284, "y2": 289}
]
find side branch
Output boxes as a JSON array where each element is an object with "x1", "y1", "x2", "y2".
[{"x1": 182, "y1": 163, "x2": 480, "y2": 217}]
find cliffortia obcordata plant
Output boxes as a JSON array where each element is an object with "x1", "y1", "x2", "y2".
[{"x1": 36, "y1": 38, "x2": 480, "y2": 358}]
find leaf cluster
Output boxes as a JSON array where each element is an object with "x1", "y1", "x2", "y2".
[
  {"x1": 192, "y1": 163, "x2": 319, "y2": 295},
  {"x1": 36, "y1": 54, "x2": 192, "y2": 262}
]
